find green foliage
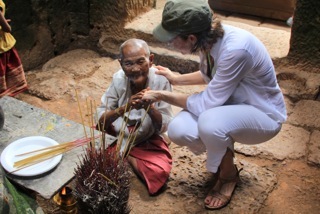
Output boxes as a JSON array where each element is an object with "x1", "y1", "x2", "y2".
[{"x1": 3, "y1": 177, "x2": 36, "y2": 214}]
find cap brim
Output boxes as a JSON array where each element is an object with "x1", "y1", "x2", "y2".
[{"x1": 153, "y1": 24, "x2": 179, "y2": 43}]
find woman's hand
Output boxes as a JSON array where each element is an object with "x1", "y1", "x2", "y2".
[
  {"x1": 154, "y1": 65, "x2": 178, "y2": 85},
  {"x1": 129, "y1": 88, "x2": 152, "y2": 110},
  {"x1": 142, "y1": 89, "x2": 162, "y2": 103}
]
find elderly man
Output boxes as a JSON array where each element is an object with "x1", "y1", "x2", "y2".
[{"x1": 97, "y1": 38, "x2": 173, "y2": 195}]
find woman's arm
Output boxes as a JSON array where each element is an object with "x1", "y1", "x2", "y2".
[
  {"x1": 154, "y1": 65, "x2": 206, "y2": 85},
  {"x1": 142, "y1": 90, "x2": 189, "y2": 109}
]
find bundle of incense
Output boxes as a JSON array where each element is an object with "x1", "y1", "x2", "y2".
[
  {"x1": 12, "y1": 136, "x2": 100, "y2": 171},
  {"x1": 120, "y1": 104, "x2": 151, "y2": 158},
  {"x1": 11, "y1": 89, "x2": 104, "y2": 173},
  {"x1": 12, "y1": 90, "x2": 101, "y2": 172}
]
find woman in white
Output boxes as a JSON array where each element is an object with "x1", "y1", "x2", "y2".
[{"x1": 142, "y1": 0, "x2": 287, "y2": 210}]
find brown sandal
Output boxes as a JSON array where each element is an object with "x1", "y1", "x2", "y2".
[{"x1": 204, "y1": 166, "x2": 242, "y2": 210}]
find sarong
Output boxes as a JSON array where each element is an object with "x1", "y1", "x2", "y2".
[
  {"x1": 105, "y1": 125, "x2": 173, "y2": 195},
  {"x1": 130, "y1": 134, "x2": 172, "y2": 195},
  {"x1": 0, "y1": 47, "x2": 27, "y2": 98}
]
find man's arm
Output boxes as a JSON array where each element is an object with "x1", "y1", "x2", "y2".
[
  {"x1": 146, "y1": 104, "x2": 162, "y2": 132},
  {"x1": 97, "y1": 104, "x2": 129, "y2": 131},
  {"x1": 146, "y1": 78, "x2": 174, "y2": 133},
  {"x1": 96, "y1": 77, "x2": 126, "y2": 131}
]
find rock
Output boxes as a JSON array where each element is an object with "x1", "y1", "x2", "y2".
[
  {"x1": 288, "y1": 100, "x2": 320, "y2": 129},
  {"x1": 308, "y1": 130, "x2": 320, "y2": 165},
  {"x1": 235, "y1": 124, "x2": 309, "y2": 160}
]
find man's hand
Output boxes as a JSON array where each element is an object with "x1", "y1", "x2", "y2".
[{"x1": 129, "y1": 88, "x2": 153, "y2": 110}]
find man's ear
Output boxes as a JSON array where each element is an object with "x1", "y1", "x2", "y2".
[
  {"x1": 149, "y1": 54, "x2": 154, "y2": 66},
  {"x1": 188, "y1": 34, "x2": 198, "y2": 45}
]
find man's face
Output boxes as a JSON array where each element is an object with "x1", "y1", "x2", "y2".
[{"x1": 120, "y1": 46, "x2": 153, "y2": 90}]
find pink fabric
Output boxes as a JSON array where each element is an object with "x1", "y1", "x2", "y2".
[{"x1": 130, "y1": 134, "x2": 172, "y2": 195}]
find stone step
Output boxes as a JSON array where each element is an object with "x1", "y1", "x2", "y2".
[
  {"x1": 150, "y1": 46, "x2": 199, "y2": 74},
  {"x1": 99, "y1": 0, "x2": 290, "y2": 73},
  {"x1": 98, "y1": 34, "x2": 199, "y2": 74}
]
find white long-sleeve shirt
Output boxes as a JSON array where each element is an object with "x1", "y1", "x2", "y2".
[
  {"x1": 97, "y1": 67, "x2": 173, "y2": 145},
  {"x1": 187, "y1": 24, "x2": 287, "y2": 123}
]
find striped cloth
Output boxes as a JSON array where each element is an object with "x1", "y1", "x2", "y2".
[{"x1": 0, "y1": 47, "x2": 27, "y2": 97}]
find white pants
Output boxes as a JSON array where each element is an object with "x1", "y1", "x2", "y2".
[{"x1": 167, "y1": 105, "x2": 282, "y2": 173}]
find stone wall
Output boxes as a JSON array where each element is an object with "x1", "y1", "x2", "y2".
[{"x1": 5, "y1": 0, "x2": 154, "y2": 70}]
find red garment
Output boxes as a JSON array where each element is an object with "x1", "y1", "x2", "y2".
[
  {"x1": 130, "y1": 134, "x2": 172, "y2": 195},
  {"x1": 105, "y1": 131, "x2": 172, "y2": 195},
  {"x1": 0, "y1": 47, "x2": 27, "y2": 98}
]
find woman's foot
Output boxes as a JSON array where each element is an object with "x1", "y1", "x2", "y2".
[
  {"x1": 204, "y1": 148, "x2": 241, "y2": 210},
  {"x1": 204, "y1": 166, "x2": 241, "y2": 210}
]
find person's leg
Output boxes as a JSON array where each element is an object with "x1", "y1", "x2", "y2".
[
  {"x1": 198, "y1": 104, "x2": 282, "y2": 209},
  {"x1": 204, "y1": 148, "x2": 239, "y2": 209},
  {"x1": 167, "y1": 110, "x2": 206, "y2": 155},
  {"x1": 128, "y1": 134, "x2": 172, "y2": 195},
  {"x1": 127, "y1": 155, "x2": 144, "y2": 180},
  {"x1": 198, "y1": 104, "x2": 281, "y2": 173}
]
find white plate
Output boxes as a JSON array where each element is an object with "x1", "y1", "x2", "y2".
[{"x1": 0, "y1": 136, "x2": 63, "y2": 176}]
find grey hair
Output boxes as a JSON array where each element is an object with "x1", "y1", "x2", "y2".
[{"x1": 119, "y1": 38, "x2": 150, "y2": 60}]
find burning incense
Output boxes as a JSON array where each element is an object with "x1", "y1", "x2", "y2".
[
  {"x1": 73, "y1": 97, "x2": 151, "y2": 213},
  {"x1": 73, "y1": 146, "x2": 131, "y2": 213}
]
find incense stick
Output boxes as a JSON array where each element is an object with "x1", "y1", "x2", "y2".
[
  {"x1": 75, "y1": 88, "x2": 88, "y2": 139},
  {"x1": 122, "y1": 104, "x2": 151, "y2": 158},
  {"x1": 12, "y1": 136, "x2": 100, "y2": 172},
  {"x1": 14, "y1": 137, "x2": 95, "y2": 168}
]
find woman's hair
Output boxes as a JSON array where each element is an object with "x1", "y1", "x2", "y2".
[{"x1": 179, "y1": 17, "x2": 224, "y2": 53}]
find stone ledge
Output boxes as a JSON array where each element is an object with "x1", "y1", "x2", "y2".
[{"x1": 235, "y1": 124, "x2": 309, "y2": 160}]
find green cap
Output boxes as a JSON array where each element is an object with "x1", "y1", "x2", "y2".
[{"x1": 153, "y1": 0, "x2": 213, "y2": 42}]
